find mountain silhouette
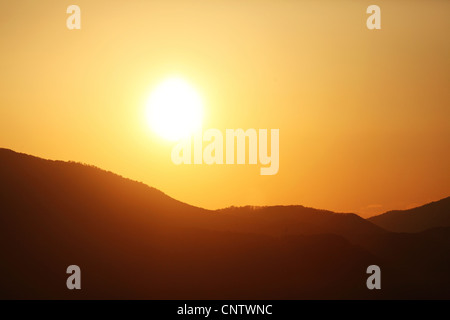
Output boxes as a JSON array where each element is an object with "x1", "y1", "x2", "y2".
[
  {"x1": 213, "y1": 205, "x2": 384, "y2": 239},
  {"x1": 369, "y1": 197, "x2": 450, "y2": 233},
  {"x1": 0, "y1": 148, "x2": 449, "y2": 299}
]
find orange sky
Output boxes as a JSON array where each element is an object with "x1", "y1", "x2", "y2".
[{"x1": 0, "y1": 0, "x2": 449, "y2": 217}]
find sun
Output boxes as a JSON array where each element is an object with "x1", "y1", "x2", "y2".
[{"x1": 146, "y1": 77, "x2": 204, "y2": 141}]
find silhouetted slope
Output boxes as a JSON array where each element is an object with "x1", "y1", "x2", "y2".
[
  {"x1": 0, "y1": 148, "x2": 384, "y2": 239},
  {"x1": 0, "y1": 148, "x2": 449, "y2": 299},
  {"x1": 368, "y1": 197, "x2": 450, "y2": 233},
  {"x1": 214, "y1": 205, "x2": 385, "y2": 239}
]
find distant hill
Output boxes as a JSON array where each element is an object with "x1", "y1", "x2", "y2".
[
  {"x1": 0, "y1": 148, "x2": 449, "y2": 299},
  {"x1": 212, "y1": 205, "x2": 385, "y2": 239},
  {"x1": 368, "y1": 197, "x2": 450, "y2": 233},
  {"x1": 0, "y1": 148, "x2": 384, "y2": 240}
]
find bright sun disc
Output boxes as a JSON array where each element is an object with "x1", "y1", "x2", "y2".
[{"x1": 146, "y1": 77, "x2": 203, "y2": 141}]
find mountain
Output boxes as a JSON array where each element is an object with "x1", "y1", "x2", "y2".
[
  {"x1": 0, "y1": 148, "x2": 383, "y2": 240},
  {"x1": 368, "y1": 197, "x2": 450, "y2": 233},
  {"x1": 211, "y1": 205, "x2": 385, "y2": 240},
  {"x1": 0, "y1": 148, "x2": 449, "y2": 299}
]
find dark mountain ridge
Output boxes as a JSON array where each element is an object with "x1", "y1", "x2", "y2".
[
  {"x1": 0, "y1": 148, "x2": 449, "y2": 299},
  {"x1": 369, "y1": 197, "x2": 450, "y2": 233}
]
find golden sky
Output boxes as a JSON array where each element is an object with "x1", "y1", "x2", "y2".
[{"x1": 1, "y1": 0, "x2": 449, "y2": 217}]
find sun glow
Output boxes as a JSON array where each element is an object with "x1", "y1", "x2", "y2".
[{"x1": 146, "y1": 77, "x2": 204, "y2": 141}]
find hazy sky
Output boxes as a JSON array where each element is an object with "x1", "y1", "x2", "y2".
[{"x1": 1, "y1": 0, "x2": 449, "y2": 217}]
